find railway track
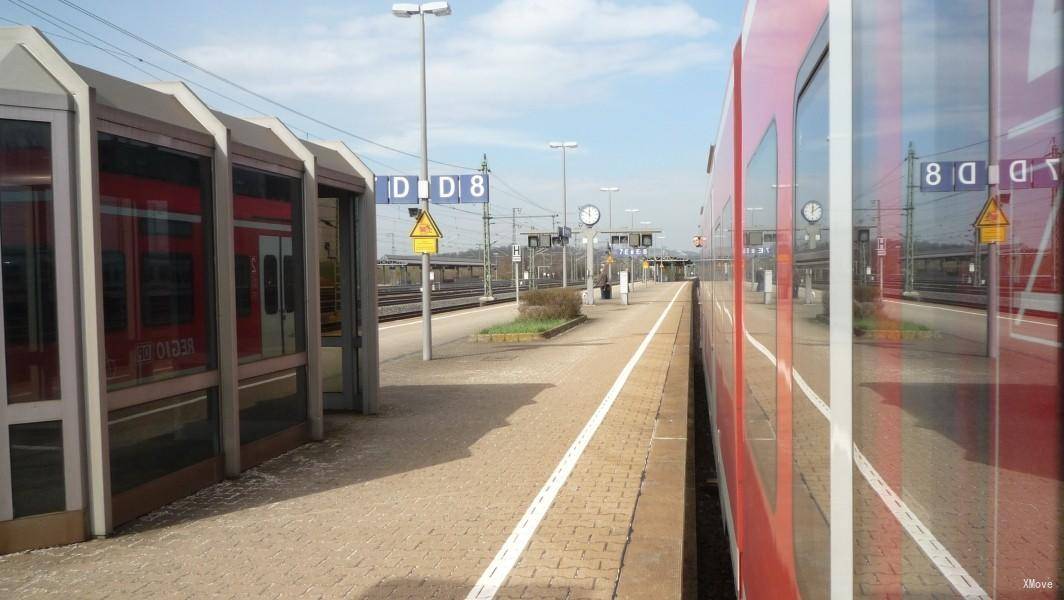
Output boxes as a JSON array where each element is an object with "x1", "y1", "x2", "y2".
[{"x1": 376, "y1": 280, "x2": 565, "y2": 322}]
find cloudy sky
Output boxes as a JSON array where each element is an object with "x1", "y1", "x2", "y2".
[{"x1": 3, "y1": 0, "x2": 744, "y2": 255}]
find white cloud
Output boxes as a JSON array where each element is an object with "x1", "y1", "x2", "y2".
[{"x1": 180, "y1": 0, "x2": 723, "y2": 145}]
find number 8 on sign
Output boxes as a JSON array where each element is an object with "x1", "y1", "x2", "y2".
[{"x1": 460, "y1": 174, "x2": 490, "y2": 204}]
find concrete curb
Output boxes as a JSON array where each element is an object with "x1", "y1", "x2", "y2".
[
  {"x1": 471, "y1": 314, "x2": 587, "y2": 343},
  {"x1": 615, "y1": 287, "x2": 695, "y2": 599}
]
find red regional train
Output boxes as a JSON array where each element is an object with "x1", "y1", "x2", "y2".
[
  {"x1": 698, "y1": 1, "x2": 1062, "y2": 598},
  {"x1": 94, "y1": 134, "x2": 301, "y2": 391}
]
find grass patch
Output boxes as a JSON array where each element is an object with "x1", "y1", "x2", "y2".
[
  {"x1": 480, "y1": 317, "x2": 569, "y2": 335},
  {"x1": 854, "y1": 316, "x2": 929, "y2": 332}
]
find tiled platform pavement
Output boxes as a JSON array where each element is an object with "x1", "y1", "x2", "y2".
[
  {"x1": 494, "y1": 294, "x2": 686, "y2": 600},
  {"x1": 0, "y1": 282, "x2": 691, "y2": 600}
]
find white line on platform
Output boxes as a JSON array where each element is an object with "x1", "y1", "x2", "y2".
[
  {"x1": 787, "y1": 356, "x2": 990, "y2": 598},
  {"x1": 378, "y1": 303, "x2": 514, "y2": 331},
  {"x1": 883, "y1": 298, "x2": 1058, "y2": 328},
  {"x1": 465, "y1": 284, "x2": 686, "y2": 600}
]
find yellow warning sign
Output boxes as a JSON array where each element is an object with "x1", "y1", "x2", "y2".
[
  {"x1": 975, "y1": 196, "x2": 1009, "y2": 244},
  {"x1": 642, "y1": 260, "x2": 650, "y2": 269},
  {"x1": 606, "y1": 255, "x2": 615, "y2": 264},
  {"x1": 409, "y1": 211, "x2": 443, "y2": 239},
  {"x1": 412, "y1": 237, "x2": 438, "y2": 254}
]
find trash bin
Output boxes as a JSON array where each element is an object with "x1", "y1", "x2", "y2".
[{"x1": 601, "y1": 284, "x2": 612, "y2": 300}]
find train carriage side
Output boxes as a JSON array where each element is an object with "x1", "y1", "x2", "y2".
[{"x1": 700, "y1": 1, "x2": 1063, "y2": 598}]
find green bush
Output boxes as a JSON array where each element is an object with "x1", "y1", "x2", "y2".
[
  {"x1": 821, "y1": 284, "x2": 883, "y2": 320},
  {"x1": 520, "y1": 288, "x2": 583, "y2": 320}
]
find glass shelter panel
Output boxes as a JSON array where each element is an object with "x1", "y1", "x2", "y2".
[
  {"x1": 0, "y1": 119, "x2": 60, "y2": 403},
  {"x1": 743, "y1": 124, "x2": 779, "y2": 507},
  {"x1": 853, "y1": 1, "x2": 1063, "y2": 596},
  {"x1": 97, "y1": 133, "x2": 214, "y2": 390},
  {"x1": 319, "y1": 194, "x2": 342, "y2": 394},
  {"x1": 791, "y1": 55, "x2": 830, "y2": 600},
  {"x1": 233, "y1": 167, "x2": 305, "y2": 364},
  {"x1": 9, "y1": 420, "x2": 64, "y2": 518},
  {"x1": 238, "y1": 368, "x2": 306, "y2": 444},
  {"x1": 108, "y1": 390, "x2": 219, "y2": 495}
]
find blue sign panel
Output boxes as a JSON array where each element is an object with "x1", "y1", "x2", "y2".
[
  {"x1": 430, "y1": 175, "x2": 461, "y2": 204},
  {"x1": 953, "y1": 160, "x2": 987, "y2": 191},
  {"x1": 920, "y1": 161, "x2": 954, "y2": 192},
  {"x1": 459, "y1": 173, "x2": 489, "y2": 204},
  {"x1": 374, "y1": 176, "x2": 389, "y2": 204},
  {"x1": 374, "y1": 175, "x2": 419, "y2": 204},
  {"x1": 1031, "y1": 156, "x2": 1062, "y2": 189},
  {"x1": 376, "y1": 173, "x2": 490, "y2": 204}
]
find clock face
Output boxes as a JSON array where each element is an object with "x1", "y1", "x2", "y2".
[
  {"x1": 579, "y1": 205, "x2": 601, "y2": 226},
  {"x1": 801, "y1": 201, "x2": 823, "y2": 223}
]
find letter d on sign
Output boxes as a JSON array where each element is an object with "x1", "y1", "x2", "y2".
[
  {"x1": 431, "y1": 175, "x2": 460, "y2": 204},
  {"x1": 955, "y1": 161, "x2": 987, "y2": 191}
]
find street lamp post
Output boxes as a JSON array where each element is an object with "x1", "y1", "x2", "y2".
[
  {"x1": 549, "y1": 141, "x2": 577, "y2": 287},
  {"x1": 393, "y1": 1, "x2": 450, "y2": 361},
  {"x1": 656, "y1": 235, "x2": 667, "y2": 282},
  {"x1": 600, "y1": 186, "x2": 618, "y2": 280},
  {"x1": 624, "y1": 208, "x2": 640, "y2": 277}
]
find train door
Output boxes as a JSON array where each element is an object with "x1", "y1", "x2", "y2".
[{"x1": 259, "y1": 236, "x2": 283, "y2": 358}]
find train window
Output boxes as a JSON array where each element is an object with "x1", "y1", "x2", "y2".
[
  {"x1": 234, "y1": 255, "x2": 252, "y2": 317},
  {"x1": 140, "y1": 252, "x2": 195, "y2": 326},
  {"x1": 233, "y1": 166, "x2": 305, "y2": 362},
  {"x1": 850, "y1": 2, "x2": 1062, "y2": 595},
  {"x1": 1, "y1": 119, "x2": 61, "y2": 404},
  {"x1": 283, "y1": 255, "x2": 294, "y2": 314},
  {"x1": 263, "y1": 254, "x2": 279, "y2": 316},
  {"x1": 98, "y1": 133, "x2": 213, "y2": 391},
  {"x1": 102, "y1": 251, "x2": 127, "y2": 332},
  {"x1": 743, "y1": 122, "x2": 778, "y2": 508},
  {"x1": 792, "y1": 50, "x2": 830, "y2": 600}
]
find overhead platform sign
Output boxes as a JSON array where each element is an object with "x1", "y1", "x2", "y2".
[
  {"x1": 975, "y1": 195, "x2": 1009, "y2": 244},
  {"x1": 376, "y1": 174, "x2": 489, "y2": 204},
  {"x1": 409, "y1": 210, "x2": 443, "y2": 254}
]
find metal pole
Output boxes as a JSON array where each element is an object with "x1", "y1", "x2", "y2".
[
  {"x1": 481, "y1": 154, "x2": 493, "y2": 300},
  {"x1": 608, "y1": 190, "x2": 613, "y2": 281},
  {"x1": 561, "y1": 147, "x2": 568, "y2": 287},
  {"x1": 418, "y1": 10, "x2": 432, "y2": 361},
  {"x1": 513, "y1": 207, "x2": 520, "y2": 306},
  {"x1": 987, "y1": 5, "x2": 1000, "y2": 359}
]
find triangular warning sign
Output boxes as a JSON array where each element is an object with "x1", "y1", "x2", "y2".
[
  {"x1": 975, "y1": 196, "x2": 1010, "y2": 227},
  {"x1": 409, "y1": 210, "x2": 443, "y2": 238}
]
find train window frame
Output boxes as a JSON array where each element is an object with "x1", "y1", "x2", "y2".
[
  {"x1": 789, "y1": 14, "x2": 831, "y2": 599},
  {"x1": 742, "y1": 120, "x2": 780, "y2": 510},
  {"x1": 263, "y1": 254, "x2": 279, "y2": 316},
  {"x1": 234, "y1": 254, "x2": 252, "y2": 318},
  {"x1": 139, "y1": 251, "x2": 196, "y2": 327},
  {"x1": 102, "y1": 250, "x2": 127, "y2": 332}
]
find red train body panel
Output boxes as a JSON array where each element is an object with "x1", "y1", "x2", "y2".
[{"x1": 699, "y1": 2, "x2": 1062, "y2": 598}]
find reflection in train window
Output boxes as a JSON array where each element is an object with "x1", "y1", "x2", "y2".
[
  {"x1": 743, "y1": 122, "x2": 779, "y2": 507},
  {"x1": 233, "y1": 166, "x2": 304, "y2": 362},
  {"x1": 791, "y1": 50, "x2": 830, "y2": 600},
  {"x1": 234, "y1": 255, "x2": 252, "y2": 317},
  {"x1": 263, "y1": 254, "x2": 279, "y2": 316},
  {"x1": 140, "y1": 252, "x2": 194, "y2": 326},
  {"x1": 283, "y1": 255, "x2": 294, "y2": 314},
  {"x1": 1, "y1": 118, "x2": 61, "y2": 404},
  {"x1": 102, "y1": 250, "x2": 127, "y2": 332},
  {"x1": 97, "y1": 133, "x2": 213, "y2": 390}
]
